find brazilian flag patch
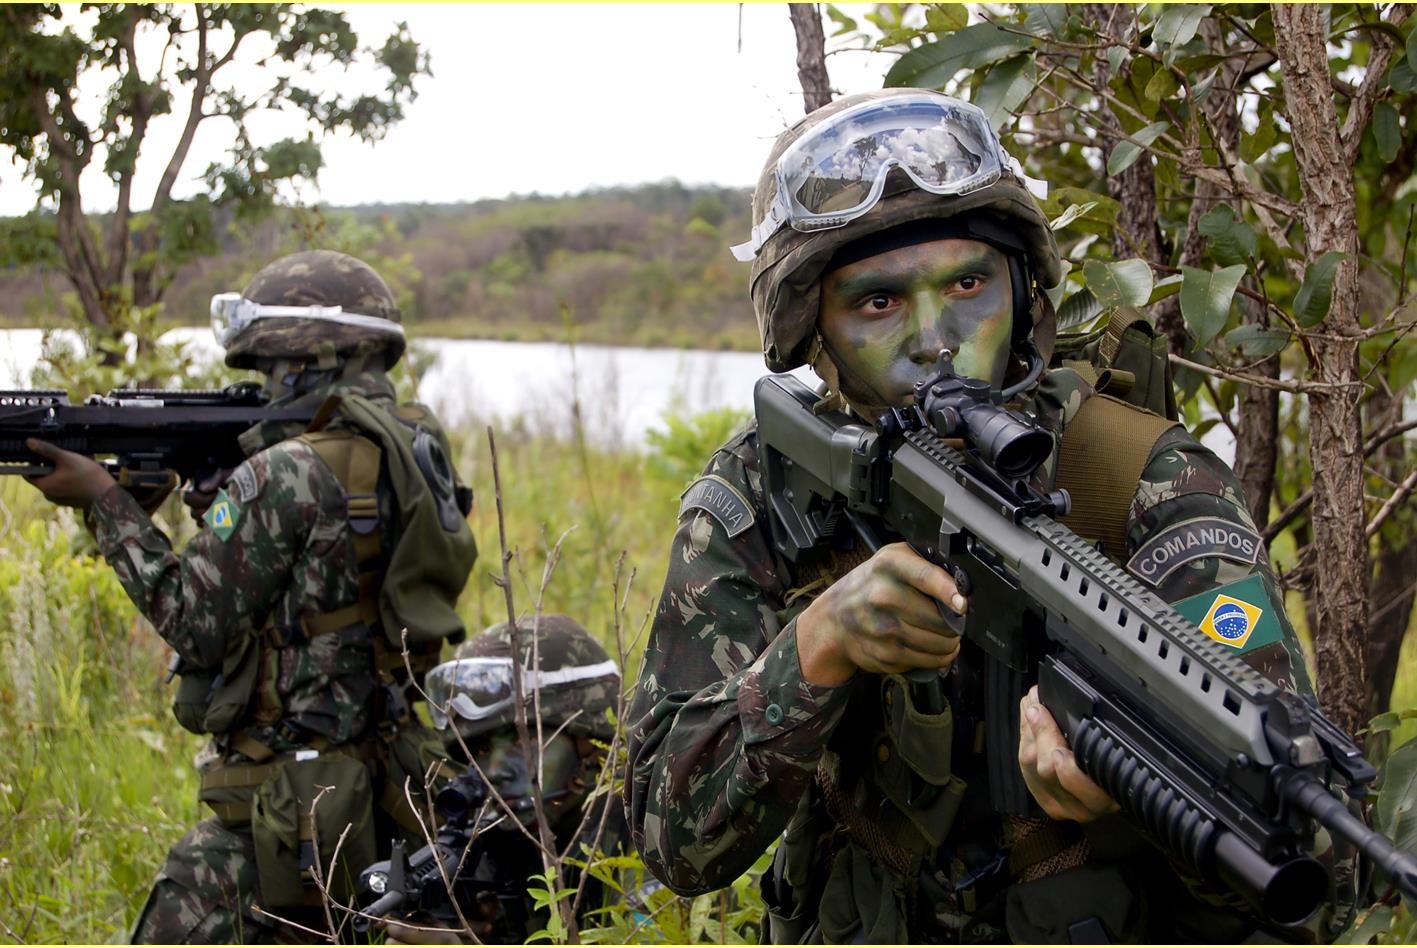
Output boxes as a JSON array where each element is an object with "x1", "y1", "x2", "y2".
[
  {"x1": 203, "y1": 488, "x2": 243, "y2": 542},
  {"x1": 1174, "y1": 575, "x2": 1282, "y2": 654}
]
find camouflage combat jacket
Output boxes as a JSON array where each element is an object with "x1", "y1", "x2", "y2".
[
  {"x1": 88, "y1": 371, "x2": 403, "y2": 753},
  {"x1": 625, "y1": 369, "x2": 1320, "y2": 943}
]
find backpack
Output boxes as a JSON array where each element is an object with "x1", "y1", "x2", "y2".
[
  {"x1": 1049, "y1": 308, "x2": 1183, "y2": 557},
  {"x1": 299, "y1": 392, "x2": 478, "y2": 652},
  {"x1": 1050, "y1": 307, "x2": 1179, "y2": 422}
]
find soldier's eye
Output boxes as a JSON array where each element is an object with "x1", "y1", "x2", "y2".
[
  {"x1": 958, "y1": 275, "x2": 980, "y2": 291},
  {"x1": 866, "y1": 294, "x2": 892, "y2": 311}
]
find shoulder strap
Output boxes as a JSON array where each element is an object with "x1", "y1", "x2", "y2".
[{"x1": 1055, "y1": 393, "x2": 1180, "y2": 558}]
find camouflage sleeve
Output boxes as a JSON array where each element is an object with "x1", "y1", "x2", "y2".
[
  {"x1": 625, "y1": 428, "x2": 852, "y2": 896},
  {"x1": 1124, "y1": 427, "x2": 1344, "y2": 942},
  {"x1": 86, "y1": 442, "x2": 342, "y2": 670},
  {"x1": 1126, "y1": 427, "x2": 1311, "y2": 693}
]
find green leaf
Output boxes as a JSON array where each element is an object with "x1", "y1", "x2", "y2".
[
  {"x1": 885, "y1": 22, "x2": 1032, "y2": 88},
  {"x1": 1056, "y1": 287, "x2": 1102, "y2": 331},
  {"x1": 1387, "y1": 338, "x2": 1417, "y2": 393},
  {"x1": 1197, "y1": 204, "x2": 1258, "y2": 268},
  {"x1": 1409, "y1": 25, "x2": 1417, "y2": 67},
  {"x1": 1107, "y1": 120, "x2": 1170, "y2": 175},
  {"x1": 974, "y1": 55, "x2": 1035, "y2": 129},
  {"x1": 1391, "y1": 57, "x2": 1417, "y2": 94},
  {"x1": 1180, "y1": 264, "x2": 1246, "y2": 345},
  {"x1": 1293, "y1": 251, "x2": 1347, "y2": 327},
  {"x1": 924, "y1": 4, "x2": 969, "y2": 34},
  {"x1": 1144, "y1": 67, "x2": 1179, "y2": 104},
  {"x1": 1152, "y1": 4, "x2": 1210, "y2": 49},
  {"x1": 1375, "y1": 101, "x2": 1401, "y2": 163},
  {"x1": 1240, "y1": 114, "x2": 1278, "y2": 163},
  {"x1": 824, "y1": 5, "x2": 858, "y2": 37},
  {"x1": 1378, "y1": 738, "x2": 1417, "y2": 852},
  {"x1": 1147, "y1": 273, "x2": 1184, "y2": 305},
  {"x1": 1022, "y1": 4, "x2": 1068, "y2": 37},
  {"x1": 1107, "y1": 44, "x2": 1126, "y2": 74},
  {"x1": 1223, "y1": 324, "x2": 1291, "y2": 359},
  {"x1": 1049, "y1": 201, "x2": 1098, "y2": 232},
  {"x1": 1083, "y1": 258, "x2": 1154, "y2": 308}
]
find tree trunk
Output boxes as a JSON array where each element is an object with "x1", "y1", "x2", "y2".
[
  {"x1": 1080, "y1": 4, "x2": 1162, "y2": 265},
  {"x1": 787, "y1": 4, "x2": 832, "y2": 114},
  {"x1": 1272, "y1": 4, "x2": 1369, "y2": 735}
]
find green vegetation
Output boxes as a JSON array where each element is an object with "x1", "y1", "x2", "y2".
[
  {"x1": 0, "y1": 183, "x2": 761, "y2": 353},
  {"x1": 0, "y1": 399, "x2": 750, "y2": 943}
]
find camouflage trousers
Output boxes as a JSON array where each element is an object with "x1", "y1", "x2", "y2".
[{"x1": 130, "y1": 818, "x2": 324, "y2": 944}]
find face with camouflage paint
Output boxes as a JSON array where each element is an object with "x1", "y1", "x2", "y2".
[
  {"x1": 819, "y1": 239, "x2": 1014, "y2": 413},
  {"x1": 472, "y1": 728, "x2": 587, "y2": 830}
]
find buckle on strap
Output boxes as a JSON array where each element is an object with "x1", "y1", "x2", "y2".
[{"x1": 347, "y1": 492, "x2": 379, "y2": 535}]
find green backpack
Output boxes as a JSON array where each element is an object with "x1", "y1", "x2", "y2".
[{"x1": 1050, "y1": 307, "x2": 1179, "y2": 422}]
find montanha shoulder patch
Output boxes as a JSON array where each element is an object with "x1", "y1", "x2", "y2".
[
  {"x1": 680, "y1": 475, "x2": 756, "y2": 538},
  {"x1": 1127, "y1": 516, "x2": 1260, "y2": 586}
]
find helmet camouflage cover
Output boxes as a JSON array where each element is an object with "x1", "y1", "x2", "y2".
[
  {"x1": 444, "y1": 615, "x2": 621, "y2": 743},
  {"x1": 746, "y1": 89, "x2": 1064, "y2": 372},
  {"x1": 223, "y1": 249, "x2": 407, "y2": 369}
]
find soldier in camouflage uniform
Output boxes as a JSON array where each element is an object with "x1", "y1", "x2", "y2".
[
  {"x1": 625, "y1": 91, "x2": 1338, "y2": 943},
  {"x1": 383, "y1": 615, "x2": 626, "y2": 944},
  {"x1": 26, "y1": 250, "x2": 475, "y2": 943}
]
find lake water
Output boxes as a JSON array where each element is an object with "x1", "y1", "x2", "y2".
[{"x1": 0, "y1": 327, "x2": 817, "y2": 450}]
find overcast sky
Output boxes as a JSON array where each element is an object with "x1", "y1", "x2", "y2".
[{"x1": 0, "y1": 4, "x2": 901, "y2": 217}]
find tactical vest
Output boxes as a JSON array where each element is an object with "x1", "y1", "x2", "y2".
[
  {"x1": 767, "y1": 310, "x2": 1183, "y2": 941},
  {"x1": 174, "y1": 394, "x2": 474, "y2": 905}
]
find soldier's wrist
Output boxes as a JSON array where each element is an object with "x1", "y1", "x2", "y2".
[{"x1": 794, "y1": 604, "x2": 857, "y2": 686}]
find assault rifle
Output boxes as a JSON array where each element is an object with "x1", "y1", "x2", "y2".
[
  {"x1": 755, "y1": 353, "x2": 1417, "y2": 927},
  {"x1": 0, "y1": 382, "x2": 311, "y2": 487},
  {"x1": 355, "y1": 769, "x2": 525, "y2": 936}
]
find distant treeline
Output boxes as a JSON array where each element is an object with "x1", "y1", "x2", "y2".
[{"x1": 0, "y1": 181, "x2": 761, "y2": 351}]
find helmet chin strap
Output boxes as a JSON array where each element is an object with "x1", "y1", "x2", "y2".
[{"x1": 260, "y1": 344, "x2": 387, "y2": 404}]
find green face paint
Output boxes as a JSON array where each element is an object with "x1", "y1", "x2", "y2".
[
  {"x1": 473, "y1": 729, "x2": 584, "y2": 831},
  {"x1": 818, "y1": 239, "x2": 1015, "y2": 414}
]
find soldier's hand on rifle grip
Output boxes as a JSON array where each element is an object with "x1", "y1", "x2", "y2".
[
  {"x1": 183, "y1": 467, "x2": 234, "y2": 524},
  {"x1": 22, "y1": 439, "x2": 117, "y2": 511},
  {"x1": 1018, "y1": 685, "x2": 1119, "y2": 823},
  {"x1": 796, "y1": 542, "x2": 966, "y2": 687}
]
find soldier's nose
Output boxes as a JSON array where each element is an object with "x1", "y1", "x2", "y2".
[{"x1": 910, "y1": 311, "x2": 953, "y2": 365}]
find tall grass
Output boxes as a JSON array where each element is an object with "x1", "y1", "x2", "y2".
[{"x1": 0, "y1": 400, "x2": 746, "y2": 943}]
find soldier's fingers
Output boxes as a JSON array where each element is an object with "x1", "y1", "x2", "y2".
[
  {"x1": 1049, "y1": 749, "x2": 1119, "y2": 817},
  {"x1": 862, "y1": 634, "x2": 958, "y2": 673},
  {"x1": 1018, "y1": 694, "x2": 1039, "y2": 770},
  {"x1": 879, "y1": 543, "x2": 967, "y2": 615},
  {"x1": 885, "y1": 618, "x2": 961, "y2": 657},
  {"x1": 24, "y1": 438, "x2": 66, "y2": 462}
]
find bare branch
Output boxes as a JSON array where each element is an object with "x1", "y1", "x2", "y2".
[
  {"x1": 1263, "y1": 418, "x2": 1417, "y2": 542},
  {"x1": 1340, "y1": 7, "x2": 1412, "y2": 165},
  {"x1": 1366, "y1": 466, "x2": 1417, "y2": 539}
]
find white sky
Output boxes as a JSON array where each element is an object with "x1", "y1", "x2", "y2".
[{"x1": 0, "y1": 4, "x2": 900, "y2": 216}]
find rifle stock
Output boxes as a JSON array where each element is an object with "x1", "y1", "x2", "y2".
[{"x1": 754, "y1": 371, "x2": 1416, "y2": 925}]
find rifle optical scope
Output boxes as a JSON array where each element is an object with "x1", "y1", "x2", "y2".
[{"x1": 912, "y1": 351, "x2": 1054, "y2": 479}]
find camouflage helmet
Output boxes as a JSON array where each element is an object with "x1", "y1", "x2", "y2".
[
  {"x1": 742, "y1": 89, "x2": 1063, "y2": 372},
  {"x1": 426, "y1": 615, "x2": 621, "y2": 745},
  {"x1": 220, "y1": 250, "x2": 406, "y2": 369}
]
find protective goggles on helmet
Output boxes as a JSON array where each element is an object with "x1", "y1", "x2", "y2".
[
  {"x1": 731, "y1": 94, "x2": 1024, "y2": 263},
  {"x1": 209, "y1": 292, "x2": 405, "y2": 348},
  {"x1": 424, "y1": 655, "x2": 620, "y2": 731}
]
